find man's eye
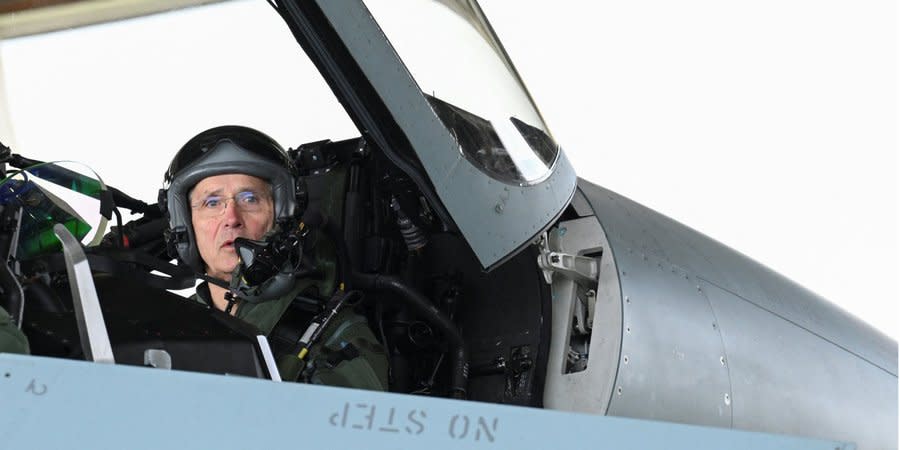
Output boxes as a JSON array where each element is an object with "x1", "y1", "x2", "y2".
[
  {"x1": 237, "y1": 192, "x2": 260, "y2": 204},
  {"x1": 202, "y1": 197, "x2": 222, "y2": 208}
]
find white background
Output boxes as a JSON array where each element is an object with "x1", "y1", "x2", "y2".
[
  {"x1": 0, "y1": 0, "x2": 896, "y2": 340},
  {"x1": 481, "y1": 0, "x2": 898, "y2": 340}
]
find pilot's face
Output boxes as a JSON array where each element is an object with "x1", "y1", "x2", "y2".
[{"x1": 190, "y1": 174, "x2": 274, "y2": 281}]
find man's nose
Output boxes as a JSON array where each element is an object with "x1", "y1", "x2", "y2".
[{"x1": 220, "y1": 200, "x2": 244, "y2": 227}]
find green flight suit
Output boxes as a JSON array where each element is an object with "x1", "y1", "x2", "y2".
[
  {"x1": 193, "y1": 281, "x2": 388, "y2": 391},
  {"x1": 0, "y1": 306, "x2": 29, "y2": 355}
]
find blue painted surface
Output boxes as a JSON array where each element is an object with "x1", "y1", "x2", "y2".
[{"x1": 0, "y1": 354, "x2": 852, "y2": 450}]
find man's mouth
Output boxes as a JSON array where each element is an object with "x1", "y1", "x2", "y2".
[{"x1": 221, "y1": 239, "x2": 235, "y2": 249}]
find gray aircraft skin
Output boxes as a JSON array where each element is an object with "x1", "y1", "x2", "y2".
[{"x1": 0, "y1": 1, "x2": 895, "y2": 449}]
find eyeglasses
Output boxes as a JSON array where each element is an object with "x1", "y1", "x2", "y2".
[{"x1": 190, "y1": 190, "x2": 271, "y2": 218}]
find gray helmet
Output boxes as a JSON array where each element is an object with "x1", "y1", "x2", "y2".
[{"x1": 161, "y1": 125, "x2": 298, "y2": 272}]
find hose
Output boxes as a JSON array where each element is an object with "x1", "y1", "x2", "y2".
[
  {"x1": 351, "y1": 272, "x2": 467, "y2": 398},
  {"x1": 306, "y1": 207, "x2": 468, "y2": 398}
]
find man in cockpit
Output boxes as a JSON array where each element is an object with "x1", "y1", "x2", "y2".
[{"x1": 162, "y1": 125, "x2": 388, "y2": 389}]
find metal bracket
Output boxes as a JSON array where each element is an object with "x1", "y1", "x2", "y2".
[
  {"x1": 536, "y1": 231, "x2": 599, "y2": 286},
  {"x1": 572, "y1": 289, "x2": 597, "y2": 335},
  {"x1": 54, "y1": 223, "x2": 115, "y2": 364}
]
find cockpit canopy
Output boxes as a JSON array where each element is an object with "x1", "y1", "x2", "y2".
[{"x1": 307, "y1": 0, "x2": 578, "y2": 268}]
